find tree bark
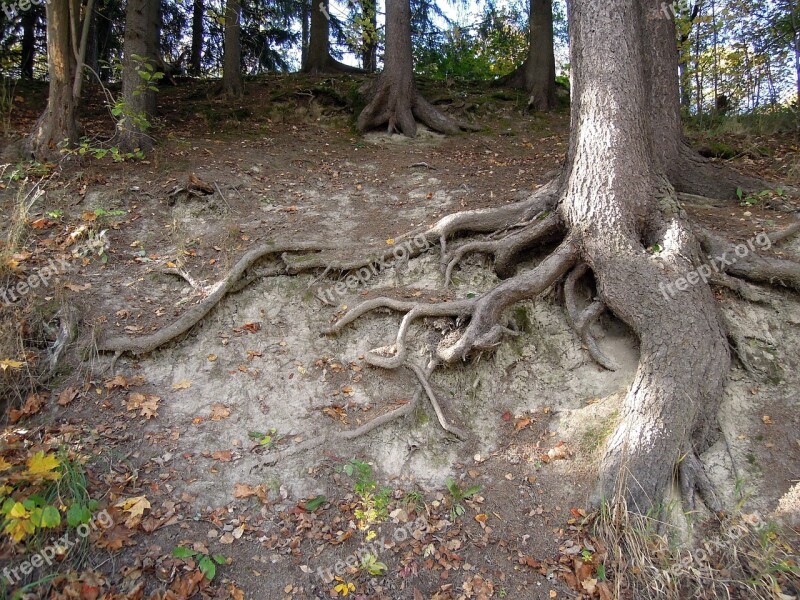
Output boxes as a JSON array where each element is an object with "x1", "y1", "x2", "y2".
[
  {"x1": 357, "y1": 0, "x2": 466, "y2": 136},
  {"x1": 561, "y1": 0, "x2": 729, "y2": 513},
  {"x1": 28, "y1": 0, "x2": 80, "y2": 159},
  {"x1": 494, "y1": 0, "x2": 557, "y2": 111},
  {"x1": 117, "y1": 0, "x2": 160, "y2": 153},
  {"x1": 222, "y1": 0, "x2": 243, "y2": 98},
  {"x1": 189, "y1": 0, "x2": 203, "y2": 76},
  {"x1": 302, "y1": 0, "x2": 362, "y2": 74}
]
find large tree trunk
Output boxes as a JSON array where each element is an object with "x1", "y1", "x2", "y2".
[
  {"x1": 302, "y1": 0, "x2": 362, "y2": 74},
  {"x1": 495, "y1": 0, "x2": 557, "y2": 111},
  {"x1": 563, "y1": 0, "x2": 730, "y2": 511},
  {"x1": 189, "y1": 0, "x2": 203, "y2": 76},
  {"x1": 20, "y1": 9, "x2": 36, "y2": 79},
  {"x1": 357, "y1": 0, "x2": 467, "y2": 136},
  {"x1": 117, "y1": 0, "x2": 160, "y2": 153},
  {"x1": 28, "y1": 0, "x2": 80, "y2": 159},
  {"x1": 222, "y1": 0, "x2": 243, "y2": 98}
]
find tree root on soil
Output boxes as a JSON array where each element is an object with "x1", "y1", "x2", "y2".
[{"x1": 95, "y1": 177, "x2": 800, "y2": 516}]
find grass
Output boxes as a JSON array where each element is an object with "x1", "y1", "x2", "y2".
[{"x1": 593, "y1": 498, "x2": 800, "y2": 599}]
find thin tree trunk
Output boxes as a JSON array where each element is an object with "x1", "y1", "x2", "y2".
[
  {"x1": 190, "y1": 0, "x2": 203, "y2": 76},
  {"x1": 361, "y1": 0, "x2": 377, "y2": 73},
  {"x1": 117, "y1": 0, "x2": 160, "y2": 153},
  {"x1": 28, "y1": 0, "x2": 80, "y2": 159},
  {"x1": 222, "y1": 0, "x2": 243, "y2": 98},
  {"x1": 73, "y1": 0, "x2": 96, "y2": 103},
  {"x1": 20, "y1": 10, "x2": 36, "y2": 79},
  {"x1": 301, "y1": 0, "x2": 310, "y2": 67}
]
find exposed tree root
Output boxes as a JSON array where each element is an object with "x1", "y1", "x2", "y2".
[
  {"x1": 678, "y1": 451, "x2": 723, "y2": 514},
  {"x1": 563, "y1": 264, "x2": 616, "y2": 371},
  {"x1": 260, "y1": 359, "x2": 446, "y2": 467}
]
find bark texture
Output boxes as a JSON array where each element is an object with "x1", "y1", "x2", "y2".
[
  {"x1": 117, "y1": 0, "x2": 160, "y2": 153},
  {"x1": 357, "y1": 0, "x2": 467, "y2": 136},
  {"x1": 222, "y1": 0, "x2": 243, "y2": 98},
  {"x1": 495, "y1": 0, "x2": 557, "y2": 111},
  {"x1": 28, "y1": 0, "x2": 80, "y2": 159}
]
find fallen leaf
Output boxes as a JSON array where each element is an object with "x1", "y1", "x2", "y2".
[
  {"x1": 63, "y1": 282, "x2": 91, "y2": 292},
  {"x1": 210, "y1": 403, "x2": 231, "y2": 420},
  {"x1": 57, "y1": 387, "x2": 80, "y2": 406},
  {"x1": 212, "y1": 450, "x2": 233, "y2": 462},
  {"x1": 125, "y1": 393, "x2": 160, "y2": 419},
  {"x1": 115, "y1": 496, "x2": 151, "y2": 528},
  {"x1": 9, "y1": 393, "x2": 45, "y2": 423},
  {"x1": 172, "y1": 380, "x2": 192, "y2": 390}
]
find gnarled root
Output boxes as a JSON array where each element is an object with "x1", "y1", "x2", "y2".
[{"x1": 563, "y1": 264, "x2": 616, "y2": 371}]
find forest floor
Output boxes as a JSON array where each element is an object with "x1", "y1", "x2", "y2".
[{"x1": 0, "y1": 75, "x2": 799, "y2": 600}]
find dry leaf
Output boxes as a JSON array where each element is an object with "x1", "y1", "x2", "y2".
[
  {"x1": 210, "y1": 403, "x2": 231, "y2": 420},
  {"x1": 57, "y1": 387, "x2": 80, "y2": 406},
  {"x1": 212, "y1": 450, "x2": 233, "y2": 462},
  {"x1": 63, "y1": 282, "x2": 91, "y2": 292},
  {"x1": 125, "y1": 393, "x2": 160, "y2": 419},
  {"x1": 172, "y1": 380, "x2": 192, "y2": 390},
  {"x1": 9, "y1": 393, "x2": 45, "y2": 423}
]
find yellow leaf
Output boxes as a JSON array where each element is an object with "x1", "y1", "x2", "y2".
[
  {"x1": 116, "y1": 496, "x2": 151, "y2": 518},
  {"x1": 8, "y1": 502, "x2": 29, "y2": 519},
  {"x1": 385, "y1": 239, "x2": 394, "y2": 245},
  {"x1": 26, "y1": 452, "x2": 62, "y2": 480},
  {"x1": 5, "y1": 517, "x2": 35, "y2": 542},
  {"x1": 0, "y1": 456, "x2": 12, "y2": 472},
  {"x1": 172, "y1": 380, "x2": 192, "y2": 390},
  {"x1": 0, "y1": 359, "x2": 24, "y2": 372}
]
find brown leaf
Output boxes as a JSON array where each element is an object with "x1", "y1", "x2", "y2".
[
  {"x1": 233, "y1": 483, "x2": 268, "y2": 502},
  {"x1": 212, "y1": 450, "x2": 233, "y2": 462},
  {"x1": 209, "y1": 403, "x2": 231, "y2": 420},
  {"x1": 9, "y1": 393, "x2": 45, "y2": 423},
  {"x1": 515, "y1": 417, "x2": 531, "y2": 431},
  {"x1": 125, "y1": 393, "x2": 160, "y2": 419},
  {"x1": 57, "y1": 387, "x2": 80, "y2": 406}
]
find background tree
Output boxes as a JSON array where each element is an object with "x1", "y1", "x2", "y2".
[
  {"x1": 189, "y1": 0, "x2": 204, "y2": 76},
  {"x1": 223, "y1": 0, "x2": 243, "y2": 97},
  {"x1": 495, "y1": 0, "x2": 558, "y2": 110},
  {"x1": 28, "y1": 0, "x2": 81, "y2": 159},
  {"x1": 302, "y1": 0, "x2": 361, "y2": 73},
  {"x1": 357, "y1": 0, "x2": 469, "y2": 136},
  {"x1": 116, "y1": 0, "x2": 161, "y2": 153}
]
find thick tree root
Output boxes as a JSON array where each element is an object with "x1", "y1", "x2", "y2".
[
  {"x1": 563, "y1": 264, "x2": 616, "y2": 371},
  {"x1": 443, "y1": 212, "x2": 563, "y2": 284},
  {"x1": 322, "y1": 297, "x2": 474, "y2": 369},
  {"x1": 678, "y1": 451, "x2": 723, "y2": 515},
  {"x1": 437, "y1": 238, "x2": 578, "y2": 363}
]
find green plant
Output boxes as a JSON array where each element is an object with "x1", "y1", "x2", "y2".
[
  {"x1": 359, "y1": 552, "x2": 387, "y2": 576},
  {"x1": 343, "y1": 459, "x2": 391, "y2": 529},
  {"x1": 172, "y1": 546, "x2": 227, "y2": 581},
  {"x1": 445, "y1": 478, "x2": 481, "y2": 520},
  {"x1": 736, "y1": 186, "x2": 784, "y2": 207},
  {"x1": 248, "y1": 428, "x2": 279, "y2": 447},
  {"x1": 0, "y1": 76, "x2": 16, "y2": 137}
]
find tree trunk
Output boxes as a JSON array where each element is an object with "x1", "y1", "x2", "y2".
[
  {"x1": 28, "y1": 0, "x2": 80, "y2": 159},
  {"x1": 190, "y1": 0, "x2": 203, "y2": 76},
  {"x1": 301, "y1": 0, "x2": 310, "y2": 67},
  {"x1": 357, "y1": 0, "x2": 466, "y2": 136},
  {"x1": 222, "y1": 0, "x2": 243, "y2": 98},
  {"x1": 95, "y1": 0, "x2": 113, "y2": 81},
  {"x1": 494, "y1": 0, "x2": 557, "y2": 111},
  {"x1": 117, "y1": 0, "x2": 160, "y2": 153},
  {"x1": 560, "y1": 0, "x2": 730, "y2": 513},
  {"x1": 361, "y1": 0, "x2": 377, "y2": 73},
  {"x1": 302, "y1": 0, "x2": 362, "y2": 74},
  {"x1": 20, "y1": 9, "x2": 36, "y2": 79}
]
